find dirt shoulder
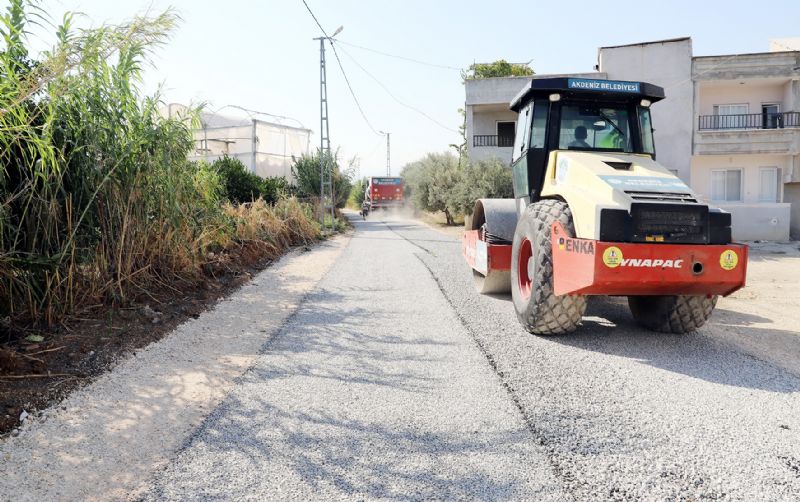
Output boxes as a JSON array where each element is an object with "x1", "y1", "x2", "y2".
[
  {"x1": 0, "y1": 239, "x2": 318, "y2": 436},
  {"x1": 0, "y1": 235, "x2": 349, "y2": 501},
  {"x1": 708, "y1": 241, "x2": 800, "y2": 375}
]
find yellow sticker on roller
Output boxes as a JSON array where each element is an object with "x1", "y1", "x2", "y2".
[
  {"x1": 603, "y1": 246, "x2": 623, "y2": 268},
  {"x1": 719, "y1": 249, "x2": 739, "y2": 271}
]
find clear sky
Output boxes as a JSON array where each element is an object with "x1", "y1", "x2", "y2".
[{"x1": 35, "y1": 0, "x2": 800, "y2": 177}]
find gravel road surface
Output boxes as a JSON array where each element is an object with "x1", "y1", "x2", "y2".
[
  {"x1": 144, "y1": 216, "x2": 565, "y2": 501},
  {"x1": 7, "y1": 212, "x2": 798, "y2": 501},
  {"x1": 143, "y1": 213, "x2": 800, "y2": 501}
]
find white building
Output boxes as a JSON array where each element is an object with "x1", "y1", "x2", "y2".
[
  {"x1": 164, "y1": 104, "x2": 312, "y2": 181},
  {"x1": 464, "y1": 37, "x2": 800, "y2": 241}
]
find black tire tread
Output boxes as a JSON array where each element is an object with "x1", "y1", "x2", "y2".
[
  {"x1": 628, "y1": 295, "x2": 718, "y2": 334},
  {"x1": 514, "y1": 199, "x2": 586, "y2": 335}
]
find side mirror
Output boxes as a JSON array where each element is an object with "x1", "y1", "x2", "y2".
[{"x1": 592, "y1": 120, "x2": 607, "y2": 131}]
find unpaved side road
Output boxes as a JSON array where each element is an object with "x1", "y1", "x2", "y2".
[
  {"x1": 143, "y1": 215, "x2": 565, "y2": 500},
  {"x1": 0, "y1": 237, "x2": 348, "y2": 502}
]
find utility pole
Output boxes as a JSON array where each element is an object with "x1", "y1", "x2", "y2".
[
  {"x1": 380, "y1": 130, "x2": 391, "y2": 176},
  {"x1": 313, "y1": 26, "x2": 342, "y2": 233},
  {"x1": 314, "y1": 36, "x2": 335, "y2": 233}
]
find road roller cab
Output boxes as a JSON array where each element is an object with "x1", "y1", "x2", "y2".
[{"x1": 464, "y1": 77, "x2": 748, "y2": 335}]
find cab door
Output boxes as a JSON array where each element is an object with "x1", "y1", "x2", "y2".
[
  {"x1": 511, "y1": 99, "x2": 550, "y2": 212},
  {"x1": 511, "y1": 103, "x2": 531, "y2": 211}
]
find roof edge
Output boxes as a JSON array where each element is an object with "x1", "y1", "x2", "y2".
[{"x1": 600, "y1": 37, "x2": 691, "y2": 50}]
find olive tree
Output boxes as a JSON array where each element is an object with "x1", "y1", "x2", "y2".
[{"x1": 402, "y1": 152, "x2": 462, "y2": 225}]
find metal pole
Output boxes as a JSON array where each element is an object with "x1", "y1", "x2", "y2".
[
  {"x1": 251, "y1": 118, "x2": 257, "y2": 173},
  {"x1": 386, "y1": 132, "x2": 391, "y2": 176},
  {"x1": 319, "y1": 37, "x2": 325, "y2": 209},
  {"x1": 315, "y1": 36, "x2": 334, "y2": 232}
]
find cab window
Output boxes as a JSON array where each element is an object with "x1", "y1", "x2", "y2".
[
  {"x1": 558, "y1": 104, "x2": 632, "y2": 153},
  {"x1": 529, "y1": 100, "x2": 548, "y2": 149},
  {"x1": 639, "y1": 107, "x2": 656, "y2": 156},
  {"x1": 512, "y1": 103, "x2": 531, "y2": 162}
]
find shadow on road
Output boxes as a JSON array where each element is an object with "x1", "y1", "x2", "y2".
[
  {"x1": 539, "y1": 296, "x2": 800, "y2": 393},
  {"x1": 146, "y1": 265, "x2": 534, "y2": 500}
]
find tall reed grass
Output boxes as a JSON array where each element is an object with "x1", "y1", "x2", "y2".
[{"x1": 0, "y1": 2, "x2": 319, "y2": 327}]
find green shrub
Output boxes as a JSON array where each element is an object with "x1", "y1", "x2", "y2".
[
  {"x1": 291, "y1": 150, "x2": 352, "y2": 208},
  {"x1": 212, "y1": 156, "x2": 273, "y2": 204},
  {"x1": 0, "y1": 3, "x2": 315, "y2": 325},
  {"x1": 347, "y1": 177, "x2": 368, "y2": 208}
]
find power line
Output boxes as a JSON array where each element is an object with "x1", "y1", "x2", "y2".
[
  {"x1": 300, "y1": 0, "x2": 381, "y2": 136},
  {"x1": 336, "y1": 43, "x2": 460, "y2": 135},
  {"x1": 334, "y1": 39, "x2": 464, "y2": 71}
]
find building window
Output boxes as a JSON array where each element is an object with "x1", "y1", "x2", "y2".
[
  {"x1": 497, "y1": 121, "x2": 515, "y2": 147},
  {"x1": 758, "y1": 167, "x2": 782, "y2": 202},
  {"x1": 713, "y1": 104, "x2": 749, "y2": 129},
  {"x1": 711, "y1": 169, "x2": 742, "y2": 202}
]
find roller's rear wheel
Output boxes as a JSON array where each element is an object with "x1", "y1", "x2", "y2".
[
  {"x1": 510, "y1": 199, "x2": 586, "y2": 335},
  {"x1": 627, "y1": 295, "x2": 718, "y2": 333}
]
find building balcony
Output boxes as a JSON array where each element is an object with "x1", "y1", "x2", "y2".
[
  {"x1": 473, "y1": 135, "x2": 515, "y2": 147},
  {"x1": 698, "y1": 112, "x2": 800, "y2": 130},
  {"x1": 694, "y1": 116, "x2": 800, "y2": 156}
]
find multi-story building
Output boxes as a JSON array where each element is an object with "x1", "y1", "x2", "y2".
[
  {"x1": 464, "y1": 38, "x2": 800, "y2": 240},
  {"x1": 690, "y1": 49, "x2": 799, "y2": 241}
]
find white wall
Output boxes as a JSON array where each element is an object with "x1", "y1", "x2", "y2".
[
  {"x1": 715, "y1": 203, "x2": 790, "y2": 241},
  {"x1": 691, "y1": 153, "x2": 790, "y2": 202},
  {"x1": 697, "y1": 80, "x2": 788, "y2": 116},
  {"x1": 599, "y1": 39, "x2": 694, "y2": 183},
  {"x1": 472, "y1": 107, "x2": 518, "y2": 135},
  {"x1": 470, "y1": 147, "x2": 513, "y2": 164}
]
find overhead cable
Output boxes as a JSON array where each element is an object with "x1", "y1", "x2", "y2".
[
  {"x1": 334, "y1": 39, "x2": 464, "y2": 72},
  {"x1": 335, "y1": 43, "x2": 461, "y2": 135},
  {"x1": 300, "y1": 0, "x2": 382, "y2": 136}
]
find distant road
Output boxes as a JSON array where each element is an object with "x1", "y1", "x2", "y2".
[{"x1": 145, "y1": 213, "x2": 800, "y2": 501}]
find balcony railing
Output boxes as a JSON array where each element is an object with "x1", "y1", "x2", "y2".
[
  {"x1": 473, "y1": 134, "x2": 515, "y2": 147},
  {"x1": 698, "y1": 112, "x2": 800, "y2": 130}
]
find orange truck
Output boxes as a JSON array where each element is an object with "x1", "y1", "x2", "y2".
[{"x1": 363, "y1": 176, "x2": 404, "y2": 215}]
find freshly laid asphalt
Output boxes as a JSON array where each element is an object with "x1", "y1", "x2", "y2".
[{"x1": 144, "y1": 214, "x2": 800, "y2": 501}]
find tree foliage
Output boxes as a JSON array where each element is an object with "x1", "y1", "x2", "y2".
[
  {"x1": 447, "y1": 158, "x2": 514, "y2": 216},
  {"x1": 463, "y1": 59, "x2": 534, "y2": 80},
  {"x1": 402, "y1": 154, "x2": 513, "y2": 225},
  {"x1": 291, "y1": 150, "x2": 353, "y2": 208}
]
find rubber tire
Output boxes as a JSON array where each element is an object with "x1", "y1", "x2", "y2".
[
  {"x1": 511, "y1": 199, "x2": 587, "y2": 335},
  {"x1": 627, "y1": 295, "x2": 718, "y2": 334},
  {"x1": 473, "y1": 269, "x2": 511, "y2": 294}
]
